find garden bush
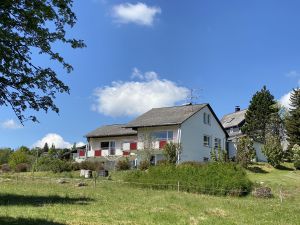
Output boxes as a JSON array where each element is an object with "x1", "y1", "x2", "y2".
[
  {"x1": 124, "y1": 163, "x2": 252, "y2": 196},
  {"x1": 138, "y1": 160, "x2": 150, "y2": 171},
  {"x1": 79, "y1": 161, "x2": 104, "y2": 171},
  {"x1": 15, "y1": 163, "x2": 30, "y2": 172},
  {"x1": 1, "y1": 164, "x2": 11, "y2": 172},
  {"x1": 35, "y1": 157, "x2": 72, "y2": 173},
  {"x1": 116, "y1": 159, "x2": 131, "y2": 171}
]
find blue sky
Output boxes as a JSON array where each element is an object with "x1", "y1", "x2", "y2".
[{"x1": 1, "y1": 0, "x2": 300, "y2": 149}]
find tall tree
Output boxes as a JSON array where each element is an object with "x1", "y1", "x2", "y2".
[
  {"x1": 43, "y1": 142, "x2": 49, "y2": 153},
  {"x1": 0, "y1": 0, "x2": 85, "y2": 123},
  {"x1": 242, "y1": 86, "x2": 278, "y2": 143},
  {"x1": 285, "y1": 88, "x2": 300, "y2": 151},
  {"x1": 263, "y1": 104, "x2": 284, "y2": 167}
]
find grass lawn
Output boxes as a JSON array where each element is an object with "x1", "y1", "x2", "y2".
[{"x1": 0, "y1": 163, "x2": 299, "y2": 225}]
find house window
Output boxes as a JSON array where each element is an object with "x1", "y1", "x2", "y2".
[
  {"x1": 100, "y1": 141, "x2": 115, "y2": 155},
  {"x1": 203, "y1": 113, "x2": 211, "y2": 125},
  {"x1": 151, "y1": 131, "x2": 173, "y2": 141},
  {"x1": 214, "y1": 138, "x2": 221, "y2": 149},
  {"x1": 203, "y1": 135, "x2": 211, "y2": 147}
]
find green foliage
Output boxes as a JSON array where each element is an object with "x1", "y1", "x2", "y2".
[
  {"x1": 138, "y1": 160, "x2": 150, "y2": 171},
  {"x1": 34, "y1": 156, "x2": 72, "y2": 173},
  {"x1": 163, "y1": 142, "x2": 181, "y2": 164},
  {"x1": 286, "y1": 88, "x2": 300, "y2": 152},
  {"x1": 262, "y1": 136, "x2": 283, "y2": 168},
  {"x1": 79, "y1": 161, "x2": 104, "y2": 171},
  {"x1": 210, "y1": 147, "x2": 227, "y2": 162},
  {"x1": 8, "y1": 149, "x2": 32, "y2": 170},
  {"x1": 242, "y1": 86, "x2": 278, "y2": 143},
  {"x1": 124, "y1": 163, "x2": 252, "y2": 196},
  {"x1": 43, "y1": 143, "x2": 49, "y2": 153},
  {"x1": 0, "y1": 0, "x2": 86, "y2": 123},
  {"x1": 292, "y1": 144, "x2": 300, "y2": 170},
  {"x1": 0, "y1": 163, "x2": 11, "y2": 172},
  {"x1": 116, "y1": 159, "x2": 131, "y2": 171},
  {"x1": 0, "y1": 148, "x2": 12, "y2": 164},
  {"x1": 236, "y1": 137, "x2": 256, "y2": 168},
  {"x1": 15, "y1": 163, "x2": 30, "y2": 172}
]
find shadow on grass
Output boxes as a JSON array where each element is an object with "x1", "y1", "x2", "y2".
[
  {"x1": 0, "y1": 194, "x2": 93, "y2": 206},
  {"x1": 247, "y1": 166, "x2": 268, "y2": 174},
  {"x1": 276, "y1": 165, "x2": 294, "y2": 171},
  {"x1": 0, "y1": 217, "x2": 65, "y2": 225}
]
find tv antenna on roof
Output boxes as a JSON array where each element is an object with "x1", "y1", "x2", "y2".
[{"x1": 186, "y1": 88, "x2": 201, "y2": 105}]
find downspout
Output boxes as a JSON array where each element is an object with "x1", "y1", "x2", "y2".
[{"x1": 177, "y1": 126, "x2": 182, "y2": 164}]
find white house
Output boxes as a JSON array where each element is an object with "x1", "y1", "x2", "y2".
[
  {"x1": 82, "y1": 124, "x2": 138, "y2": 163},
  {"x1": 220, "y1": 106, "x2": 267, "y2": 162},
  {"x1": 80, "y1": 103, "x2": 228, "y2": 165},
  {"x1": 125, "y1": 103, "x2": 228, "y2": 164}
]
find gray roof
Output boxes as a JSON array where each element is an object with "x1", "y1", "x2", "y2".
[
  {"x1": 221, "y1": 109, "x2": 247, "y2": 129},
  {"x1": 85, "y1": 124, "x2": 137, "y2": 138},
  {"x1": 125, "y1": 104, "x2": 207, "y2": 128}
]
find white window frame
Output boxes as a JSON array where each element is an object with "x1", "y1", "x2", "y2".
[
  {"x1": 203, "y1": 135, "x2": 211, "y2": 147},
  {"x1": 214, "y1": 138, "x2": 221, "y2": 150},
  {"x1": 203, "y1": 113, "x2": 211, "y2": 125},
  {"x1": 151, "y1": 130, "x2": 174, "y2": 141},
  {"x1": 100, "y1": 141, "x2": 116, "y2": 155}
]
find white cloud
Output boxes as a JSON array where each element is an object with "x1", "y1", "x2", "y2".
[
  {"x1": 279, "y1": 92, "x2": 291, "y2": 109},
  {"x1": 92, "y1": 69, "x2": 189, "y2": 117},
  {"x1": 285, "y1": 70, "x2": 300, "y2": 78},
  {"x1": 33, "y1": 133, "x2": 85, "y2": 149},
  {"x1": 1, "y1": 119, "x2": 22, "y2": 129},
  {"x1": 112, "y1": 2, "x2": 161, "y2": 26}
]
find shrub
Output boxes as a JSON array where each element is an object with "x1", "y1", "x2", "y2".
[
  {"x1": 262, "y1": 136, "x2": 283, "y2": 168},
  {"x1": 116, "y1": 159, "x2": 131, "y2": 171},
  {"x1": 8, "y1": 150, "x2": 31, "y2": 169},
  {"x1": 138, "y1": 160, "x2": 150, "y2": 171},
  {"x1": 79, "y1": 161, "x2": 104, "y2": 171},
  {"x1": 236, "y1": 137, "x2": 256, "y2": 168},
  {"x1": 292, "y1": 144, "x2": 300, "y2": 170},
  {"x1": 163, "y1": 143, "x2": 181, "y2": 164},
  {"x1": 0, "y1": 148, "x2": 12, "y2": 164},
  {"x1": 71, "y1": 162, "x2": 81, "y2": 171},
  {"x1": 156, "y1": 159, "x2": 169, "y2": 166},
  {"x1": 124, "y1": 163, "x2": 252, "y2": 196},
  {"x1": 50, "y1": 159, "x2": 72, "y2": 173},
  {"x1": 35, "y1": 157, "x2": 73, "y2": 173},
  {"x1": 15, "y1": 163, "x2": 30, "y2": 172},
  {"x1": 1, "y1": 164, "x2": 11, "y2": 172}
]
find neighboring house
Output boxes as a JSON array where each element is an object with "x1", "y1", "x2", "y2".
[
  {"x1": 125, "y1": 103, "x2": 228, "y2": 164},
  {"x1": 84, "y1": 124, "x2": 138, "y2": 163},
  {"x1": 220, "y1": 106, "x2": 267, "y2": 162}
]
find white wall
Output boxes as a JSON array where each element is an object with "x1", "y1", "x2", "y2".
[
  {"x1": 254, "y1": 141, "x2": 267, "y2": 162},
  {"x1": 88, "y1": 135, "x2": 137, "y2": 157},
  {"x1": 180, "y1": 106, "x2": 227, "y2": 162},
  {"x1": 227, "y1": 140, "x2": 267, "y2": 162}
]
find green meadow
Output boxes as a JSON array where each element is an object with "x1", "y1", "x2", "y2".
[{"x1": 0, "y1": 163, "x2": 299, "y2": 225}]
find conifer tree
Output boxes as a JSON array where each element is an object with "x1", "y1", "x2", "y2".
[
  {"x1": 242, "y1": 86, "x2": 278, "y2": 143},
  {"x1": 43, "y1": 143, "x2": 49, "y2": 153},
  {"x1": 286, "y1": 88, "x2": 300, "y2": 151}
]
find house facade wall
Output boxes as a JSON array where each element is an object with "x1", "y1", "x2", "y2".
[
  {"x1": 227, "y1": 140, "x2": 267, "y2": 162},
  {"x1": 88, "y1": 135, "x2": 137, "y2": 157},
  {"x1": 136, "y1": 125, "x2": 180, "y2": 164},
  {"x1": 180, "y1": 106, "x2": 227, "y2": 162}
]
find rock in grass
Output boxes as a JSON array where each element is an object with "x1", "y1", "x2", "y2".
[
  {"x1": 75, "y1": 182, "x2": 87, "y2": 187},
  {"x1": 57, "y1": 179, "x2": 68, "y2": 184},
  {"x1": 252, "y1": 187, "x2": 272, "y2": 198}
]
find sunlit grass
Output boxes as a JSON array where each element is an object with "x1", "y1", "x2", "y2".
[{"x1": 0, "y1": 163, "x2": 299, "y2": 225}]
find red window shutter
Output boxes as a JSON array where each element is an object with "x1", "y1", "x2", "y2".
[
  {"x1": 94, "y1": 150, "x2": 102, "y2": 157},
  {"x1": 79, "y1": 150, "x2": 85, "y2": 157},
  {"x1": 130, "y1": 142, "x2": 137, "y2": 150},
  {"x1": 123, "y1": 151, "x2": 130, "y2": 156},
  {"x1": 159, "y1": 141, "x2": 167, "y2": 149}
]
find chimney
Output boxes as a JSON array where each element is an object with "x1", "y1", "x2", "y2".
[{"x1": 235, "y1": 106, "x2": 240, "y2": 112}]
